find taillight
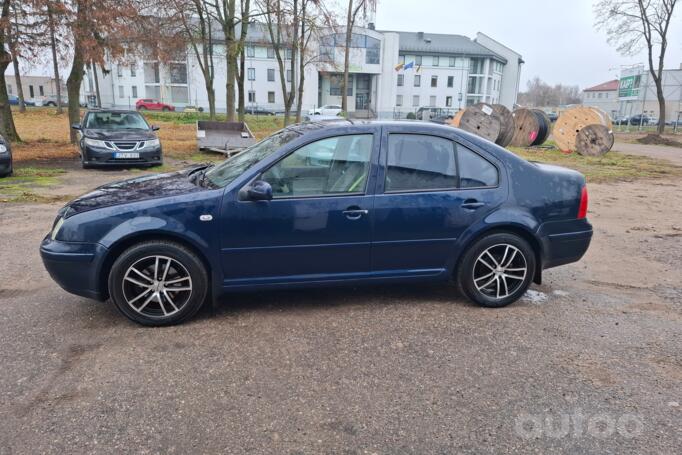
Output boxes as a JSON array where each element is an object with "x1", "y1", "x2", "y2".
[{"x1": 577, "y1": 186, "x2": 588, "y2": 219}]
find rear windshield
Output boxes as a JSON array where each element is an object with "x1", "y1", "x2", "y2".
[{"x1": 85, "y1": 112, "x2": 149, "y2": 130}]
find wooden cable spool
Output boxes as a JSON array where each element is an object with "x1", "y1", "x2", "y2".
[
  {"x1": 530, "y1": 109, "x2": 552, "y2": 146},
  {"x1": 575, "y1": 124, "x2": 614, "y2": 156},
  {"x1": 449, "y1": 109, "x2": 465, "y2": 128},
  {"x1": 458, "y1": 104, "x2": 501, "y2": 143},
  {"x1": 492, "y1": 104, "x2": 514, "y2": 147},
  {"x1": 510, "y1": 108, "x2": 541, "y2": 147},
  {"x1": 553, "y1": 107, "x2": 611, "y2": 152}
]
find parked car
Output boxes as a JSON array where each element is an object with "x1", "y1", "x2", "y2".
[
  {"x1": 416, "y1": 107, "x2": 456, "y2": 120},
  {"x1": 8, "y1": 95, "x2": 35, "y2": 106},
  {"x1": 308, "y1": 105, "x2": 342, "y2": 116},
  {"x1": 238, "y1": 105, "x2": 276, "y2": 116},
  {"x1": 628, "y1": 114, "x2": 650, "y2": 126},
  {"x1": 38, "y1": 95, "x2": 83, "y2": 107},
  {"x1": 613, "y1": 115, "x2": 630, "y2": 125},
  {"x1": 136, "y1": 99, "x2": 175, "y2": 112},
  {"x1": 71, "y1": 109, "x2": 163, "y2": 169},
  {"x1": 646, "y1": 117, "x2": 660, "y2": 126},
  {"x1": 41, "y1": 121, "x2": 592, "y2": 326},
  {"x1": 665, "y1": 119, "x2": 681, "y2": 127},
  {"x1": 547, "y1": 112, "x2": 559, "y2": 122},
  {"x1": 0, "y1": 134, "x2": 12, "y2": 177}
]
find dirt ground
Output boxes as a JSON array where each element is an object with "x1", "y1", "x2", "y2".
[{"x1": 0, "y1": 153, "x2": 680, "y2": 453}]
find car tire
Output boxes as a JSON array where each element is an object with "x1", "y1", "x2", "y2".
[
  {"x1": 457, "y1": 232, "x2": 536, "y2": 308},
  {"x1": 108, "y1": 240, "x2": 209, "y2": 326},
  {"x1": 162, "y1": 107, "x2": 170, "y2": 112},
  {"x1": 138, "y1": 106, "x2": 146, "y2": 111}
]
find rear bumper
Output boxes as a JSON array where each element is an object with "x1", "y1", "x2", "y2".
[
  {"x1": 538, "y1": 220, "x2": 593, "y2": 269},
  {"x1": 40, "y1": 237, "x2": 108, "y2": 300}
]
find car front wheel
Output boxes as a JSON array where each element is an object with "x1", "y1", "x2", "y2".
[
  {"x1": 457, "y1": 232, "x2": 536, "y2": 308},
  {"x1": 108, "y1": 240, "x2": 209, "y2": 326}
]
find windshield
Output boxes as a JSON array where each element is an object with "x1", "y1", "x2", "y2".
[
  {"x1": 85, "y1": 112, "x2": 150, "y2": 130},
  {"x1": 204, "y1": 130, "x2": 300, "y2": 188}
]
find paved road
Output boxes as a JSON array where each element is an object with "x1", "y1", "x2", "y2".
[
  {"x1": 613, "y1": 140, "x2": 682, "y2": 166},
  {"x1": 0, "y1": 177, "x2": 680, "y2": 454}
]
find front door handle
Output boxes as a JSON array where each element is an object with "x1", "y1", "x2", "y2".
[
  {"x1": 343, "y1": 208, "x2": 369, "y2": 220},
  {"x1": 461, "y1": 199, "x2": 486, "y2": 210}
]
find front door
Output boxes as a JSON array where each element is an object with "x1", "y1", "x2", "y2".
[
  {"x1": 371, "y1": 129, "x2": 505, "y2": 275},
  {"x1": 219, "y1": 132, "x2": 379, "y2": 286}
]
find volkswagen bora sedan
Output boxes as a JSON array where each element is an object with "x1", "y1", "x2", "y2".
[{"x1": 41, "y1": 121, "x2": 592, "y2": 326}]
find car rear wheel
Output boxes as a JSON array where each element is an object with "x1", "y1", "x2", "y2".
[
  {"x1": 457, "y1": 232, "x2": 535, "y2": 308},
  {"x1": 137, "y1": 106, "x2": 146, "y2": 111},
  {"x1": 162, "y1": 107, "x2": 170, "y2": 112},
  {"x1": 108, "y1": 240, "x2": 208, "y2": 326}
]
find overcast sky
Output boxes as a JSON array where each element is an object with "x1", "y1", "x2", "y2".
[{"x1": 376, "y1": 0, "x2": 682, "y2": 90}]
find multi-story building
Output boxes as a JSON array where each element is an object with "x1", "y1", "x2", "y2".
[
  {"x1": 83, "y1": 23, "x2": 523, "y2": 118},
  {"x1": 7, "y1": 75, "x2": 66, "y2": 100},
  {"x1": 614, "y1": 66, "x2": 682, "y2": 122},
  {"x1": 582, "y1": 80, "x2": 620, "y2": 118}
]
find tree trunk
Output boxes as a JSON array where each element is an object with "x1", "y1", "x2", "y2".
[
  {"x1": 341, "y1": 0, "x2": 354, "y2": 114},
  {"x1": 67, "y1": 47, "x2": 85, "y2": 143},
  {"x1": 206, "y1": 84, "x2": 216, "y2": 119},
  {"x1": 295, "y1": 1, "x2": 307, "y2": 123},
  {"x1": 48, "y1": 6, "x2": 63, "y2": 114},
  {"x1": 656, "y1": 83, "x2": 665, "y2": 135},
  {"x1": 91, "y1": 62, "x2": 101, "y2": 108},
  {"x1": 12, "y1": 56, "x2": 25, "y2": 113},
  {"x1": 0, "y1": 62, "x2": 20, "y2": 142},
  {"x1": 237, "y1": 49, "x2": 245, "y2": 122}
]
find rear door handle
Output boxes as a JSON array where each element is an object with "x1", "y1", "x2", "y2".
[
  {"x1": 461, "y1": 200, "x2": 486, "y2": 210},
  {"x1": 343, "y1": 208, "x2": 369, "y2": 220}
]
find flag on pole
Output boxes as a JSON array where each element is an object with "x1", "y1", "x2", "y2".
[
  {"x1": 394, "y1": 62, "x2": 404, "y2": 71},
  {"x1": 416, "y1": 64, "x2": 421, "y2": 73},
  {"x1": 403, "y1": 61, "x2": 414, "y2": 70}
]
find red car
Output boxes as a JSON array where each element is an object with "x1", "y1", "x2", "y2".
[{"x1": 135, "y1": 99, "x2": 175, "y2": 112}]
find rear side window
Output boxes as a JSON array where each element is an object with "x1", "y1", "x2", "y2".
[
  {"x1": 385, "y1": 134, "x2": 457, "y2": 192},
  {"x1": 457, "y1": 145, "x2": 498, "y2": 188}
]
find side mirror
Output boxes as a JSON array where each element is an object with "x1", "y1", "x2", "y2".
[
  {"x1": 71, "y1": 123, "x2": 82, "y2": 130},
  {"x1": 240, "y1": 180, "x2": 272, "y2": 201},
  {"x1": 151, "y1": 125, "x2": 160, "y2": 131}
]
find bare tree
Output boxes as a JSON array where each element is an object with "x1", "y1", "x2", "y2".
[
  {"x1": 0, "y1": 0, "x2": 21, "y2": 141},
  {"x1": 517, "y1": 77, "x2": 582, "y2": 107},
  {"x1": 595, "y1": 0, "x2": 678, "y2": 134},
  {"x1": 340, "y1": 0, "x2": 374, "y2": 115}
]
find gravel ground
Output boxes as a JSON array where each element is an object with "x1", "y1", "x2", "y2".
[{"x1": 0, "y1": 167, "x2": 680, "y2": 454}]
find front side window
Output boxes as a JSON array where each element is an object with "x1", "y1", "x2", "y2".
[
  {"x1": 262, "y1": 134, "x2": 373, "y2": 198},
  {"x1": 458, "y1": 144, "x2": 498, "y2": 188},
  {"x1": 385, "y1": 134, "x2": 456, "y2": 192}
]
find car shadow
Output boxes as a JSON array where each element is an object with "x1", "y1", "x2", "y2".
[{"x1": 204, "y1": 282, "x2": 475, "y2": 321}]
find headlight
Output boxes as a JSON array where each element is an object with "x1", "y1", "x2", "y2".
[
  {"x1": 51, "y1": 217, "x2": 65, "y2": 241},
  {"x1": 84, "y1": 138, "x2": 112, "y2": 149},
  {"x1": 143, "y1": 139, "x2": 160, "y2": 148},
  {"x1": 0, "y1": 144, "x2": 7, "y2": 154}
]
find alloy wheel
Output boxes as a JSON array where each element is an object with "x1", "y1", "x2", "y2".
[
  {"x1": 122, "y1": 255, "x2": 193, "y2": 318},
  {"x1": 473, "y1": 244, "x2": 527, "y2": 299}
]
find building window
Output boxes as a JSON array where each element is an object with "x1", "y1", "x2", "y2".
[
  {"x1": 431, "y1": 76, "x2": 438, "y2": 88},
  {"x1": 144, "y1": 62, "x2": 160, "y2": 84},
  {"x1": 267, "y1": 47, "x2": 275, "y2": 58},
  {"x1": 117, "y1": 65, "x2": 123, "y2": 77},
  {"x1": 248, "y1": 91, "x2": 256, "y2": 103},
  {"x1": 412, "y1": 95, "x2": 419, "y2": 107},
  {"x1": 446, "y1": 96, "x2": 453, "y2": 107},
  {"x1": 433, "y1": 56, "x2": 439, "y2": 67},
  {"x1": 267, "y1": 69, "x2": 275, "y2": 82},
  {"x1": 606, "y1": 92, "x2": 610, "y2": 98},
  {"x1": 39, "y1": 86, "x2": 44, "y2": 96},
  {"x1": 29, "y1": 85, "x2": 34, "y2": 98},
  {"x1": 447, "y1": 76, "x2": 454, "y2": 88},
  {"x1": 414, "y1": 75, "x2": 421, "y2": 87},
  {"x1": 287, "y1": 69, "x2": 292, "y2": 82},
  {"x1": 131, "y1": 64, "x2": 136, "y2": 77},
  {"x1": 118, "y1": 85, "x2": 125, "y2": 98},
  {"x1": 397, "y1": 74, "x2": 404, "y2": 87},
  {"x1": 430, "y1": 95, "x2": 436, "y2": 106},
  {"x1": 170, "y1": 63, "x2": 188, "y2": 84},
  {"x1": 246, "y1": 46, "x2": 255, "y2": 57},
  {"x1": 330, "y1": 74, "x2": 353, "y2": 96},
  {"x1": 415, "y1": 55, "x2": 422, "y2": 65},
  {"x1": 396, "y1": 95, "x2": 403, "y2": 106},
  {"x1": 449, "y1": 56, "x2": 456, "y2": 67},
  {"x1": 598, "y1": 92, "x2": 602, "y2": 98},
  {"x1": 7, "y1": 84, "x2": 12, "y2": 94},
  {"x1": 366, "y1": 36, "x2": 380, "y2": 64},
  {"x1": 248, "y1": 68, "x2": 256, "y2": 81},
  {"x1": 470, "y1": 58, "x2": 484, "y2": 74},
  {"x1": 399, "y1": 55, "x2": 405, "y2": 64},
  {"x1": 132, "y1": 86, "x2": 138, "y2": 98},
  {"x1": 268, "y1": 91, "x2": 275, "y2": 103}
]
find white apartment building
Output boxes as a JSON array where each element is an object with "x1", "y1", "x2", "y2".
[
  {"x1": 582, "y1": 80, "x2": 620, "y2": 118},
  {"x1": 82, "y1": 23, "x2": 523, "y2": 118}
]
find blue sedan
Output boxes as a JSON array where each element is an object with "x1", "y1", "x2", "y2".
[{"x1": 40, "y1": 121, "x2": 592, "y2": 326}]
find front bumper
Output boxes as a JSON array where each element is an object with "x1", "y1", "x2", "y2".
[
  {"x1": 40, "y1": 237, "x2": 109, "y2": 300},
  {"x1": 538, "y1": 219, "x2": 593, "y2": 269},
  {"x1": 82, "y1": 145, "x2": 163, "y2": 167}
]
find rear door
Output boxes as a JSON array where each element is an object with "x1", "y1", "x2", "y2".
[{"x1": 371, "y1": 127, "x2": 506, "y2": 275}]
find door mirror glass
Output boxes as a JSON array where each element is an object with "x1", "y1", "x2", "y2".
[
  {"x1": 151, "y1": 125, "x2": 160, "y2": 131},
  {"x1": 242, "y1": 180, "x2": 273, "y2": 201}
]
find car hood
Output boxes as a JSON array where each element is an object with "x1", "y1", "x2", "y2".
[
  {"x1": 84, "y1": 129, "x2": 156, "y2": 141},
  {"x1": 60, "y1": 167, "x2": 209, "y2": 218}
]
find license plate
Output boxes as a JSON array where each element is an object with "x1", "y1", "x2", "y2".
[{"x1": 114, "y1": 152, "x2": 139, "y2": 159}]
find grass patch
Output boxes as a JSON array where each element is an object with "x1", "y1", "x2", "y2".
[
  {"x1": 508, "y1": 146, "x2": 682, "y2": 183},
  {"x1": 0, "y1": 167, "x2": 68, "y2": 203}
]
